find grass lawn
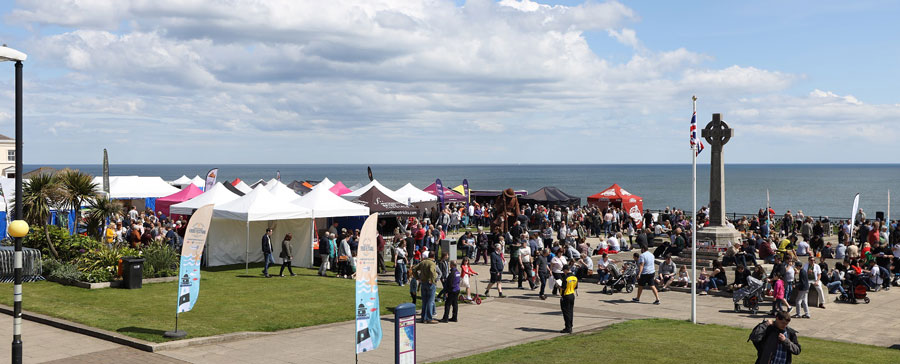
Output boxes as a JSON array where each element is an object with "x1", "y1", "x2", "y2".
[
  {"x1": 437, "y1": 319, "x2": 898, "y2": 364},
  {"x1": 0, "y1": 264, "x2": 416, "y2": 343}
]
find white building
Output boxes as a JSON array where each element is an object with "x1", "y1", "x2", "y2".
[{"x1": 0, "y1": 134, "x2": 13, "y2": 178}]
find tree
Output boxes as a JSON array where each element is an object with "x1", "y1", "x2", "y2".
[
  {"x1": 57, "y1": 169, "x2": 98, "y2": 233},
  {"x1": 17, "y1": 173, "x2": 62, "y2": 259},
  {"x1": 85, "y1": 196, "x2": 123, "y2": 242}
]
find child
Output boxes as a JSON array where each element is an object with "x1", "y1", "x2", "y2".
[
  {"x1": 770, "y1": 272, "x2": 792, "y2": 315},
  {"x1": 460, "y1": 257, "x2": 478, "y2": 300},
  {"x1": 697, "y1": 267, "x2": 710, "y2": 294},
  {"x1": 676, "y1": 265, "x2": 690, "y2": 287}
]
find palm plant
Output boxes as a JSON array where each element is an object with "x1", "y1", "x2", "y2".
[
  {"x1": 17, "y1": 173, "x2": 63, "y2": 258},
  {"x1": 85, "y1": 196, "x2": 123, "y2": 241},
  {"x1": 57, "y1": 169, "x2": 98, "y2": 231}
]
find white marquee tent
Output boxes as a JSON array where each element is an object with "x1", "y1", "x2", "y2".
[
  {"x1": 172, "y1": 175, "x2": 192, "y2": 186},
  {"x1": 233, "y1": 180, "x2": 252, "y2": 193},
  {"x1": 170, "y1": 182, "x2": 240, "y2": 215},
  {"x1": 312, "y1": 177, "x2": 335, "y2": 192},
  {"x1": 209, "y1": 187, "x2": 313, "y2": 269},
  {"x1": 267, "y1": 181, "x2": 302, "y2": 202},
  {"x1": 395, "y1": 183, "x2": 438, "y2": 203},
  {"x1": 190, "y1": 175, "x2": 205, "y2": 188},
  {"x1": 294, "y1": 187, "x2": 370, "y2": 260},
  {"x1": 91, "y1": 176, "x2": 180, "y2": 199},
  {"x1": 341, "y1": 179, "x2": 406, "y2": 203}
]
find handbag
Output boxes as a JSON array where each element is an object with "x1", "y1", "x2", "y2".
[{"x1": 338, "y1": 255, "x2": 349, "y2": 262}]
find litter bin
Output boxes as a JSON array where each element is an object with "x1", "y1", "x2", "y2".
[
  {"x1": 440, "y1": 239, "x2": 457, "y2": 261},
  {"x1": 121, "y1": 257, "x2": 145, "y2": 289}
]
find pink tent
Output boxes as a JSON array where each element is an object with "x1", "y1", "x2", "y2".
[
  {"x1": 423, "y1": 183, "x2": 467, "y2": 202},
  {"x1": 329, "y1": 181, "x2": 352, "y2": 196},
  {"x1": 156, "y1": 184, "x2": 204, "y2": 216}
]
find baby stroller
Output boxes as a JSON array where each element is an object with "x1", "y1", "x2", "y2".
[
  {"x1": 834, "y1": 275, "x2": 871, "y2": 304},
  {"x1": 602, "y1": 261, "x2": 636, "y2": 294},
  {"x1": 733, "y1": 276, "x2": 764, "y2": 314}
]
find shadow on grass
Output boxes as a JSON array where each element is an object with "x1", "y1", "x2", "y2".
[
  {"x1": 117, "y1": 326, "x2": 166, "y2": 336},
  {"x1": 235, "y1": 275, "x2": 269, "y2": 279}
]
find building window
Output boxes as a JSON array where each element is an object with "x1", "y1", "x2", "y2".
[{"x1": 7, "y1": 150, "x2": 13, "y2": 162}]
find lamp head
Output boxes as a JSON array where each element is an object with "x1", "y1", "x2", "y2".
[
  {"x1": 8, "y1": 220, "x2": 29, "y2": 238},
  {"x1": 0, "y1": 45, "x2": 27, "y2": 62}
]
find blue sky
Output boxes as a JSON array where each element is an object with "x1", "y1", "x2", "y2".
[{"x1": 0, "y1": 0, "x2": 897, "y2": 164}]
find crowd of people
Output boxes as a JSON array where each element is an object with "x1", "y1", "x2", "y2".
[{"x1": 101, "y1": 205, "x2": 186, "y2": 251}]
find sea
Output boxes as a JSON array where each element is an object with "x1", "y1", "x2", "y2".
[{"x1": 28, "y1": 164, "x2": 900, "y2": 220}]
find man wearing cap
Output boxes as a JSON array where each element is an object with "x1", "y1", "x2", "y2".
[{"x1": 261, "y1": 228, "x2": 274, "y2": 278}]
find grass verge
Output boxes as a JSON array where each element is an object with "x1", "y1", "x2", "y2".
[
  {"x1": 437, "y1": 318, "x2": 898, "y2": 364},
  {"x1": 0, "y1": 263, "x2": 416, "y2": 342}
]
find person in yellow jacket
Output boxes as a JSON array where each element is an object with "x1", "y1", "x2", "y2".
[
  {"x1": 104, "y1": 223, "x2": 117, "y2": 247},
  {"x1": 559, "y1": 264, "x2": 578, "y2": 333}
]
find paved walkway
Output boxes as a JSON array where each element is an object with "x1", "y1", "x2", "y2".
[{"x1": 7, "y1": 234, "x2": 900, "y2": 363}]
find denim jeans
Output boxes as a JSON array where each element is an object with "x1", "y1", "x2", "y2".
[
  {"x1": 421, "y1": 282, "x2": 436, "y2": 322},
  {"x1": 597, "y1": 270, "x2": 610, "y2": 284},
  {"x1": 827, "y1": 281, "x2": 846, "y2": 295},
  {"x1": 395, "y1": 261, "x2": 407, "y2": 285},
  {"x1": 705, "y1": 277, "x2": 725, "y2": 292},
  {"x1": 263, "y1": 253, "x2": 275, "y2": 275}
]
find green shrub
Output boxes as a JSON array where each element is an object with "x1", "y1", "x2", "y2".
[
  {"x1": 142, "y1": 242, "x2": 179, "y2": 278},
  {"x1": 44, "y1": 258, "x2": 83, "y2": 282},
  {"x1": 82, "y1": 268, "x2": 114, "y2": 283},
  {"x1": 23, "y1": 225, "x2": 105, "y2": 262}
]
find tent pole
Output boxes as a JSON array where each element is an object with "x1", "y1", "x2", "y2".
[
  {"x1": 246, "y1": 220, "x2": 250, "y2": 274},
  {"x1": 311, "y1": 210, "x2": 315, "y2": 269}
]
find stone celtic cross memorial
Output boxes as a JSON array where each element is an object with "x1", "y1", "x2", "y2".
[{"x1": 697, "y1": 113, "x2": 741, "y2": 249}]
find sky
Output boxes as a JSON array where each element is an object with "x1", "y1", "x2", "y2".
[{"x1": 0, "y1": 0, "x2": 897, "y2": 164}]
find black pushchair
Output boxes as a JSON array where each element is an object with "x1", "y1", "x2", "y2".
[
  {"x1": 602, "y1": 261, "x2": 636, "y2": 294},
  {"x1": 733, "y1": 276, "x2": 764, "y2": 314}
]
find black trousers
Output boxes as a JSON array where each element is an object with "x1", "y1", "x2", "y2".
[
  {"x1": 519, "y1": 262, "x2": 535, "y2": 289},
  {"x1": 377, "y1": 252, "x2": 385, "y2": 273},
  {"x1": 279, "y1": 260, "x2": 294, "y2": 275},
  {"x1": 539, "y1": 272, "x2": 551, "y2": 296},
  {"x1": 441, "y1": 290, "x2": 459, "y2": 321},
  {"x1": 560, "y1": 294, "x2": 575, "y2": 330}
]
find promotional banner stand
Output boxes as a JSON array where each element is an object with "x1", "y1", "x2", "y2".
[{"x1": 164, "y1": 312, "x2": 187, "y2": 338}]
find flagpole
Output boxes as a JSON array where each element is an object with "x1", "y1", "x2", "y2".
[
  {"x1": 887, "y1": 190, "x2": 891, "y2": 242},
  {"x1": 766, "y1": 189, "x2": 770, "y2": 238},
  {"x1": 691, "y1": 95, "x2": 698, "y2": 325}
]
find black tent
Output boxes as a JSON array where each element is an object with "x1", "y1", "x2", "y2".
[
  {"x1": 353, "y1": 188, "x2": 420, "y2": 217},
  {"x1": 222, "y1": 180, "x2": 246, "y2": 196},
  {"x1": 286, "y1": 180, "x2": 312, "y2": 195},
  {"x1": 518, "y1": 186, "x2": 580, "y2": 206}
]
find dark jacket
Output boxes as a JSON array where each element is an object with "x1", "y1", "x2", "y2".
[
  {"x1": 280, "y1": 240, "x2": 293, "y2": 260},
  {"x1": 447, "y1": 268, "x2": 460, "y2": 292},
  {"x1": 490, "y1": 251, "x2": 504, "y2": 273},
  {"x1": 262, "y1": 234, "x2": 273, "y2": 255},
  {"x1": 751, "y1": 321, "x2": 801, "y2": 364}
]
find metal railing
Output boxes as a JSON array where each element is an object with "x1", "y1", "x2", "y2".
[{"x1": 0, "y1": 247, "x2": 43, "y2": 283}]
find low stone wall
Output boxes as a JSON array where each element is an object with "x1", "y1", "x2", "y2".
[{"x1": 46, "y1": 275, "x2": 178, "y2": 289}]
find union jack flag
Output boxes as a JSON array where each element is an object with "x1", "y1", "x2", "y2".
[{"x1": 690, "y1": 111, "x2": 705, "y2": 156}]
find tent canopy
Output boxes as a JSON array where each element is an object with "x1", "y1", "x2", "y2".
[
  {"x1": 156, "y1": 184, "x2": 204, "y2": 216},
  {"x1": 92, "y1": 176, "x2": 181, "y2": 199},
  {"x1": 267, "y1": 181, "x2": 302, "y2": 202},
  {"x1": 587, "y1": 183, "x2": 644, "y2": 228},
  {"x1": 329, "y1": 181, "x2": 352, "y2": 196},
  {"x1": 286, "y1": 180, "x2": 312, "y2": 195},
  {"x1": 295, "y1": 186, "x2": 369, "y2": 218},
  {"x1": 214, "y1": 186, "x2": 312, "y2": 221},
  {"x1": 342, "y1": 179, "x2": 406, "y2": 203},
  {"x1": 222, "y1": 180, "x2": 246, "y2": 197},
  {"x1": 518, "y1": 186, "x2": 580, "y2": 206},
  {"x1": 171, "y1": 182, "x2": 240, "y2": 215},
  {"x1": 395, "y1": 183, "x2": 438, "y2": 203},
  {"x1": 423, "y1": 182, "x2": 467, "y2": 202},
  {"x1": 190, "y1": 176, "x2": 205, "y2": 188},
  {"x1": 172, "y1": 175, "x2": 191, "y2": 186},
  {"x1": 352, "y1": 188, "x2": 419, "y2": 217},
  {"x1": 231, "y1": 178, "x2": 242, "y2": 185}
]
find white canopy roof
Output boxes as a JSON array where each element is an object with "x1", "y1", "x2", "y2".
[
  {"x1": 170, "y1": 182, "x2": 240, "y2": 215},
  {"x1": 172, "y1": 175, "x2": 191, "y2": 185},
  {"x1": 395, "y1": 183, "x2": 438, "y2": 203},
  {"x1": 191, "y1": 175, "x2": 205, "y2": 188},
  {"x1": 294, "y1": 186, "x2": 369, "y2": 218},
  {"x1": 313, "y1": 177, "x2": 335, "y2": 192},
  {"x1": 341, "y1": 179, "x2": 406, "y2": 203},
  {"x1": 214, "y1": 185, "x2": 312, "y2": 221},
  {"x1": 92, "y1": 176, "x2": 180, "y2": 199},
  {"x1": 267, "y1": 181, "x2": 301, "y2": 202},
  {"x1": 233, "y1": 180, "x2": 252, "y2": 193}
]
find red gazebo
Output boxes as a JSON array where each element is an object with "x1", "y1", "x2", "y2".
[{"x1": 587, "y1": 184, "x2": 645, "y2": 228}]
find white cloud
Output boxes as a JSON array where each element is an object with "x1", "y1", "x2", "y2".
[{"x1": 607, "y1": 28, "x2": 641, "y2": 49}]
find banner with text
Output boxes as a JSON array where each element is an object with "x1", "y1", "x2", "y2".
[
  {"x1": 177, "y1": 204, "x2": 214, "y2": 313},
  {"x1": 355, "y1": 213, "x2": 383, "y2": 353},
  {"x1": 204, "y1": 168, "x2": 218, "y2": 192}
]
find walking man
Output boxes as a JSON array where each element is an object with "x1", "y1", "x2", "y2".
[
  {"x1": 484, "y1": 244, "x2": 505, "y2": 297},
  {"x1": 633, "y1": 244, "x2": 660, "y2": 304},
  {"x1": 261, "y1": 228, "x2": 274, "y2": 278},
  {"x1": 750, "y1": 311, "x2": 801, "y2": 364},
  {"x1": 411, "y1": 253, "x2": 438, "y2": 324},
  {"x1": 318, "y1": 232, "x2": 333, "y2": 277},
  {"x1": 559, "y1": 264, "x2": 577, "y2": 333},
  {"x1": 440, "y1": 260, "x2": 461, "y2": 323}
]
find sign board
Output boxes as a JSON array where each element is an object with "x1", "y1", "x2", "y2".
[{"x1": 394, "y1": 303, "x2": 416, "y2": 364}]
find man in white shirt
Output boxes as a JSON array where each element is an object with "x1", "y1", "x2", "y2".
[
  {"x1": 796, "y1": 238, "x2": 810, "y2": 257},
  {"x1": 518, "y1": 243, "x2": 535, "y2": 290},
  {"x1": 802, "y1": 256, "x2": 825, "y2": 308},
  {"x1": 633, "y1": 245, "x2": 661, "y2": 305},
  {"x1": 608, "y1": 233, "x2": 621, "y2": 252}
]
